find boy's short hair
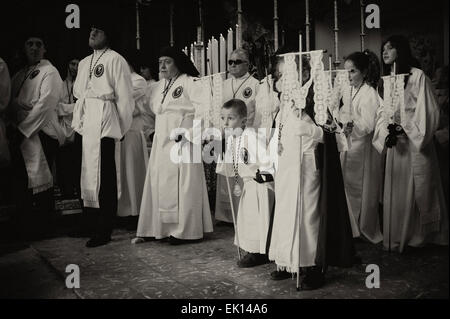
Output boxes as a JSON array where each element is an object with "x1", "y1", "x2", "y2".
[{"x1": 222, "y1": 99, "x2": 247, "y2": 118}]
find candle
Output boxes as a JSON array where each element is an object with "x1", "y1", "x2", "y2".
[
  {"x1": 197, "y1": 26, "x2": 202, "y2": 43},
  {"x1": 207, "y1": 40, "x2": 211, "y2": 75},
  {"x1": 305, "y1": 0, "x2": 310, "y2": 51},
  {"x1": 393, "y1": 62, "x2": 396, "y2": 75},
  {"x1": 329, "y1": 55, "x2": 333, "y2": 87},
  {"x1": 200, "y1": 45, "x2": 206, "y2": 77},
  {"x1": 274, "y1": 0, "x2": 279, "y2": 52},
  {"x1": 236, "y1": 24, "x2": 241, "y2": 48},
  {"x1": 333, "y1": 0, "x2": 340, "y2": 67},
  {"x1": 212, "y1": 37, "x2": 219, "y2": 74},
  {"x1": 237, "y1": 0, "x2": 243, "y2": 47},
  {"x1": 299, "y1": 33, "x2": 303, "y2": 85},
  {"x1": 220, "y1": 34, "x2": 226, "y2": 73},
  {"x1": 227, "y1": 28, "x2": 233, "y2": 75}
]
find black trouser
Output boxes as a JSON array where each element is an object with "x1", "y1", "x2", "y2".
[
  {"x1": 74, "y1": 132, "x2": 82, "y2": 199},
  {"x1": 55, "y1": 139, "x2": 80, "y2": 199},
  {"x1": 11, "y1": 131, "x2": 58, "y2": 239},
  {"x1": 82, "y1": 137, "x2": 117, "y2": 239}
]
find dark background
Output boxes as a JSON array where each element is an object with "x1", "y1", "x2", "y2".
[
  {"x1": 0, "y1": 0, "x2": 325, "y2": 77},
  {"x1": 0, "y1": 0, "x2": 448, "y2": 78}
]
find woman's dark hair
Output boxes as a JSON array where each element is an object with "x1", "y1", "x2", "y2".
[
  {"x1": 159, "y1": 46, "x2": 199, "y2": 77},
  {"x1": 345, "y1": 50, "x2": 380, "y2": 89},
  {"x1": 381, "y1": 35, "x2": 419, "y2": 76}
]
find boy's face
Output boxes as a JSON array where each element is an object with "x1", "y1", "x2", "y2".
[{"x1": 220, "y1": 107, "x2": 246, "y2": 130}]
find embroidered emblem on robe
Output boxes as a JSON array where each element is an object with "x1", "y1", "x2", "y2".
[
  {"x1": 94, "y1": 64, "x2": 104, "y2": 78},
  {"x1": 243, "y1": 87, "x2": 252, "y2": 99},
  {"x1": 240, "y1": 147, "x2": 249, "y2": 164},
  {"x1": 172, "y1": 86, "x2": 183, "y2": 99},
  {"x1": 29, "y1": 70, "x2": 40, "y2": 79}
]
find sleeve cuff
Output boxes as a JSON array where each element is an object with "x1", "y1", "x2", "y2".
[{"x1": 312, "y1": 125, "x2": 323, "y2": 142}]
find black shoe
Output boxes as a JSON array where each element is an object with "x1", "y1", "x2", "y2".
[
  {"x1": 215, "y1": 221, "x2": 234, "y2": 227},
  {"x1": 300, "y1": 267, "x2": 325, "y2": 290},
  {"x1": 86, "y1": 236, "x2": 111, "y2": 248},
  {"x1": 237, "y1": 253, "x2": 269, "y2": 268},
  {"x1": 270, "y1": 270, "x2": 293, "y2": 281},
  {"x1": 168, "y1": 236, "x2": 201, "y2": 245}
]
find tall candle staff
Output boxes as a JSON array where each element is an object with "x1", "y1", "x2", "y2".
[
  {"x1": 274, "y1": 0, "x2": 279, "y2": 51},
  {"x1": 333, "y1": 0, "x2": 340, "y2": 68}
]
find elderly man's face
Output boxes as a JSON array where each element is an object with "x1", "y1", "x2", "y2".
[
  {"x1": 159, "y1": 56, "x2": 179, "y2": 80},
  {"x1": 228, "y1": 52, "x2": 249, "y2": 78},
  {"x1": 68, "y1": 59, "x2": 79, "y2": 78},
  {"x1": 89, "y1": 27, "x2": 108, "y2": 50},
  {"x1": 24, "y1": 37, "x2": 46, "y2": 65}
]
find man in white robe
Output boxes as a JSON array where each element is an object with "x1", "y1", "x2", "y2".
[
  {"x1": 9, "y1": 35, "x2": 63, "y2": 239},
  {"x1": 72, "y1": 23, "x2": 134, "y2": 247},
  {"x1": 0, "y1": 57, "x2": 11, "y2": 203},
  {"x1": 0, "y1": 57, "x2": 10, "y2": 114},
  {"x1": 215, "y1": 49, "x2": 260, "y2": 225},
  {"x1": 117, "y1": 61, "x2": 153, "y2": 226},
  {"x1": 55, "y1": 58, "x2": 80, "y2": 199}
]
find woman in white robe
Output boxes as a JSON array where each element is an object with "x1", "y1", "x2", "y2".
[
  {"x1": 117, "y1": 70, "x2": 151, "y2": 218},
  {"x1": 134, "y1": 47, "x2": 213, "y2": 244},
  {"x1": 339, "y1": 51, "x2": 383, "y2": 244},
  {"x1": 373, "y1": 35, "x2": 448, "y2": 253}
]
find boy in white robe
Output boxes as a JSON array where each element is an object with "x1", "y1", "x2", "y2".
[
  {"x1": 71, "y1": 22, "x2": 134, "y2": 247},
  {"x1": 215, "y1": 49, "x2": 260, "y2": 225},
  {"x1": 216, "y1": 99, "x2": 275, "y2": 267},
  {"x1": 56, "y1": 58, "x2": 80, "y2": 199},
  {"x1": 268, "y1": 51, "x2": 356, "y2": 290}
]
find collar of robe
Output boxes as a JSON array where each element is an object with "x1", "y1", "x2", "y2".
[
  {"x1": 233, "y1": 72, "x2": 250, "y2": 81},
  {"x1": 93, "y1": 47, "x2": 109, "y2": 56}
]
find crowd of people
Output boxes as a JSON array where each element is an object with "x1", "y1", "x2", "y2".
[{"x1": 0, "y1": 18, "x2": 448, "y2": 291}]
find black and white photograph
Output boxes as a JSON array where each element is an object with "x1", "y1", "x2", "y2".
[{"x1": 0, "y1": 0, "x2": 448, "y2": 308}]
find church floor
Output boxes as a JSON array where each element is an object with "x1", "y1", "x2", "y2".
[{"x1": 0, "y1": 219, "x2": 448, "y2": 299}]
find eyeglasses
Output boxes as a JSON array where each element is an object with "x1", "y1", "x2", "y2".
[{"x1": 228, "y1": 59, "x2": 248, "y2": 66}]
